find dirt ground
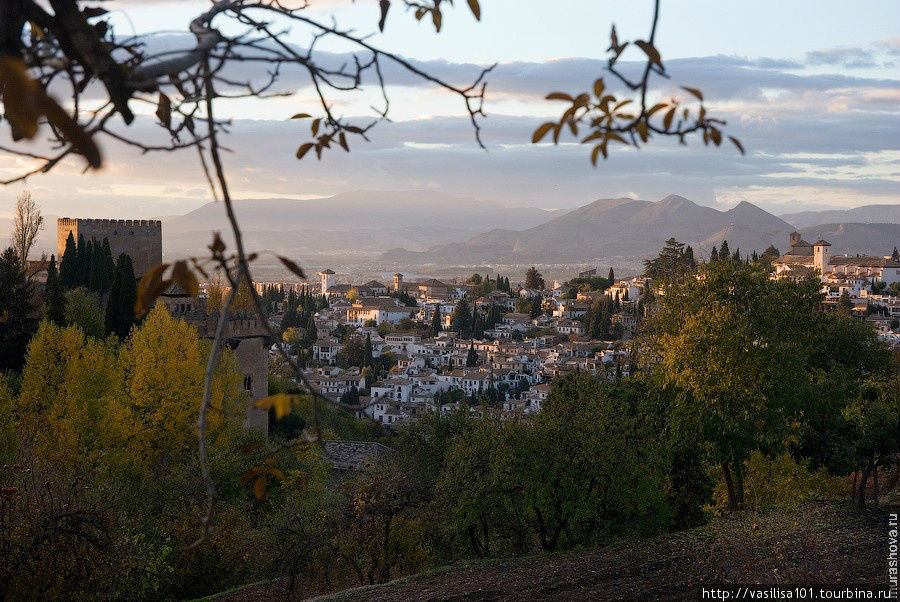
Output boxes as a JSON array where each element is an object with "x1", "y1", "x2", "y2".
[{"x1": 216, "y1": 501, "x2": 894, "y2": 602}]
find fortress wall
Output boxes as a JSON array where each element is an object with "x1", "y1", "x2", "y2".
[{"x1": 57, "y1": 218, "x2": 162, "y2": 276}]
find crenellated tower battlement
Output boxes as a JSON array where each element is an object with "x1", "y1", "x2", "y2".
[{"x1": 57, "y1": 217, "x2": 163, "y2": 276}]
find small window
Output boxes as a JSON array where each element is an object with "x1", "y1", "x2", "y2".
[{"x1": 243, "y1": 375, "x2": 252, "y2": 391}]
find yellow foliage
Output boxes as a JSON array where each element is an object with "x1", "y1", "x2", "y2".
[{"x1": 119, "y1": 304, "x2": 244, "y2": 464}]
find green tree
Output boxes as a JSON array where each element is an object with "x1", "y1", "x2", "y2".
[
  {"x1": 431, "y1": 305, "x2": 442, "y2": 337},
  {"x1": 451, "y1": 298, "x2": 472, "y2": 338},
  {"x1": 75, "y1": 234, "x2": 91, "y2": 288},
  {"x1": 466, "y1": 342, "x2": 478, "y2": 367},
  {"x1": 643, "y1": 238, "x2": 694, "y2": 280},
  {"x1": 59, "y1": 232, "x2": 78, "y2": 289},
  {"x1": 105, "y1": 253, "x2": 137, "y2": 340},
  {"x1": 0, "y1": 248, "x2": 37, "y2": 372},
  {"x1": 845, "y1": 377, "x2": 900, "y2": 506},
  {"x1": 64, "y1": 288, "x2": 106, "y2": 339},
  {"x1": 718, "y1": 239, "x2": 730, "y2": 260},
  {"x1": 524, "y1": 267, "x2": 545, "y2": 290},
  {"x1": 649, "y1": 260, "x2": 823, "y2": 510},
  {"x1": 44, "y1": 254, "x2": 66, "y2": 326},
  {"x1": 837, "y1": 291, "x2": 853, "y2": 315},
  {"x1": 607, "y1": 267, "x2": 614, "y2": 284}
]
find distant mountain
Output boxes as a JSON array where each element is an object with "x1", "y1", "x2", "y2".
[
  {"x1": 782, "y1": 204, "x2": 900, "y2": 229},
  {"x1": 797, "y1": 223, "x2": 900, "y2": 256},
  {"x1": 162, "y1": 190, "x2": 559, "y2": 258},
  {"x1": 381, "y1": 195, "x2": 798, "y2": 266}
]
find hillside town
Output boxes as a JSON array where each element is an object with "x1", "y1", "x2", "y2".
[{"x1": 198, "y1": 232, "x2": 900, "y2": 431}]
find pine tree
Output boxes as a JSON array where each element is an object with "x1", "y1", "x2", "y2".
[
  {"x1": 466, "y1": 342, "x2": 478, "y2": 367},
  {"x1": 710, "y1": 245, "x2": 719, "y2": 262},
  {"x1": 719, "y1": 240, "x2": 730, "y2": 261},
  {"x1": 44, "y1": 254, "x2": 66, "y2": 326},
  {"x1": 431, "y1": 305, "x2": 442, "y2": 336},
  {"x1": 59, "y1": 231, "x2": 78, "y2": 289},
  {"x1": 0, "y1": 247, "x2": 38, "y2": 372},
  {"x1": 105, "y1": 253, "x2": 137, "y2": 339},
  {"x1": 732, "y1": 248, "x2": 740, "y2": 262}
]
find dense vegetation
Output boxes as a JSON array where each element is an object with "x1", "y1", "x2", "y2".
[{"x1": 1, "y1": 245, "x2": 898, "y2": 599}]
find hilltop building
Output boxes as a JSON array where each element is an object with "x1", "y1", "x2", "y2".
[{"x1": 57, "y1": 217, "x2": 162, "y2": 276}]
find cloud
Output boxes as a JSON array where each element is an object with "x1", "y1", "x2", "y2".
[{"x1": 806, "y1": 46, "x2": 873, "y2": 67}]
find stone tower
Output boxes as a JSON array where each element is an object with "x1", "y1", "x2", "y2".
[
  {"x1": 813, "y1": 240, "x2": 832, "y2": 276},
  {"x1": 57, "y1": 217, "x2": 162, "y2": 277},
  {"x1": 393, "y1": 272, "x2": 403, "y2": 292},
  {"x1": 317, "y1": 269, "x2": 335, "y2": 293}
]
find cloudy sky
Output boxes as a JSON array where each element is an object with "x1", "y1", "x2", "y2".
[{"x1": 1, "y1": 0, "x2": 898, "y2": 218}]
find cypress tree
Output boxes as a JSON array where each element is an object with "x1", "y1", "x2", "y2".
[
  {"x1": 431, "y1": 305, "x2": 442, "y2": 336},
  {"x1": 466, "y1": 342, "x2": 478, "y2": 367},
  {"x1": 98, "y1": 238, "x2": 115, "y2": 293},
  {"x1": 607, "y1": 267, "x2": 615, "y2": 284},
  {"x1": 44, "y1": 254, "x2": 66, "y2": 326},
  {"x1": 88, "y1": 238, "x2": 102, "y2": 291},
  {"x1": 59, "y1": 231, "x2": 78, "y2": 289},
  {"x1": 684, "y1": 245, "x2": 695, "y2": 267},
  {"x1": 106, "y1": 253, "x2": 137, "y2": 339},
  {"x1": 305, "y1": 311, "x2": 317, "y2": 342},
  {"x1": 451, "y1": 297, "x2": 472, "y2": 337},
  {"x1": 710, "y1": 245, "x2": 719, "y2": 262},
  {"x1": 364, "y1": 333, "x2": 373, "y2": 368},
  {"x1": 75, "y1": 234, "x2": 91, "y2": 287},
  {"x1": 0, "y1": 247, "x2": 37, "y2": 372},
  {"x1": 719, "y1": 240, "x2": 730, "y2": 261}
]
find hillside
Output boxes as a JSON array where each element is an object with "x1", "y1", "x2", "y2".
[
  {"x1": 215, "y1": 502, "x2": 891, "y2": 601},
  {"x1": 798, "y1": 222, "x2": 900, "y2": 256},
  {"x1": 381, "y1": 195, "x2": 798, "y2": 266},
  {"x1": 783, "y1": 204, "x2": 900, "y2": 228},
  {"x1": 161, "y1": 190, "x2": 559, "y2": 258}
]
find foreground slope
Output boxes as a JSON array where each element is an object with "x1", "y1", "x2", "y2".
[{"x1": 216, "y1": 502, "x2": 891, "y2": 602}]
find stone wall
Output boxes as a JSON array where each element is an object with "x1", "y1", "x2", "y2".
[{"x1": 57, "y1": 217, "x2": 162, "y2": 276}]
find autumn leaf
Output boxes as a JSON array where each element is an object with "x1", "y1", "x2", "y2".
[
  {"x1": 467, "y1": 0, "x2": 481, "y2": 20},
  {"x1": 156, "y1": 93, "x2": 171, "y2": 128},
  {"x1": 253, "y1": 476, "x2": 267, "y2": 500},
  {"x1": 255, "y1": 393, "x2": 296, "y2": 419}
]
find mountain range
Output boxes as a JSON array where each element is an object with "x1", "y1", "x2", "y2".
[
  {"x1": 380, "y1": 194, "x2": 900, "y2": 269},
  {"x1": 4, "y1": 191, "x2": 899, "y2": 273}
]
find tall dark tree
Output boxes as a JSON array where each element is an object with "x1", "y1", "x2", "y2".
[
  {"x1": 644, "y1": 238, "x2": 695, "y2": 280},
  {"x1": 364, "y1": 333, "x2": 374, "y2": 369},
  {"x1": 473, "y1": 311, "x2": 485, "y2": 340},
  {"x1": 451, "y1": 297, "x2": 473, "y2": 338},
  {"x1": 431, "y1": 305, "x2": 442, "y2": 336},
  {"x1": 88, "y1": 238, "x2": 103, "y2": 291},
  {"x1": 892, "y1": 246, "x2": 899, "y2": 262},
  {"x1": 530, "y1": 296, "x2": 542, "y2": 318},
  {"x1": 719, "y1": 239, "x2": 730, "y2": 261},
  {"x1": 525, "y1": 266, "x2": 545, "y2": 290},
  {"x1": 75, "y1": 234, "x2": 91, "y2": 287},
  {"x1": 684, "y1": 245, "x2": 695, "y2": 267},
  {"x1": 0, "y1": 247, "x2": 38, "y2": 372},
  {"x1": 105, "y1": 253, "x2": 137, "y2": 339},
  {"x1": 44, "y1": 254, "x2": 66, "y2": 326},
  {"x1": 305, "y1": 312, "x2": 318, "y2": 342},
  {"x1": 59, "y1": 231, "x2": 78, "y2": 289},
  {"x1": 98, "y1": 238, "x2": 115, "y2": 293},
  {"x1": 607, "y1": 267, "x2": 615, "y2": 284},
  {"x1": 710, "y1": 245, "x2": 719, "y2": 263},
  {"x1": 466, "y1": 342, "x2": 478, "y2": 367}
]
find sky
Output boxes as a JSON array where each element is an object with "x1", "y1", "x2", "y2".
[{"x1": 1, "y1": 0, "x2": 898, "y2": 218}]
